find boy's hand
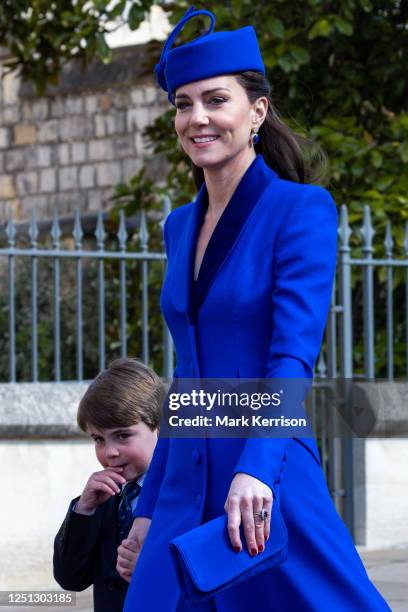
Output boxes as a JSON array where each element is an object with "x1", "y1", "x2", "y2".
[
  {"x1": 116, "y1": 517, "x2": 151, "y2": 582},
  {"x1": 116, "y1": 539, "x2": 139, "y2": 583},
  {"x1": 75, "y1": 467, "x2": 126, "y2": 515}
]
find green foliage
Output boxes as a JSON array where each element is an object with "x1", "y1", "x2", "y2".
[
  {"x1": 0, "y1": 0, "x2": 158, "y2": 94},
  {"x1": 111, "y1": 166, "x2": 157, "y2": 212}
]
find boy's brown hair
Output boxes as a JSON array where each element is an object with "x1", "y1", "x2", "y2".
[{"x1": 77, "y1": 358, "x2": 164, "y2": 433}]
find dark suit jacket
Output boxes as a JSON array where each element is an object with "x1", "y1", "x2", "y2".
[{"x1": 53, "y1": 495, "x2": 129, "y2": 612}]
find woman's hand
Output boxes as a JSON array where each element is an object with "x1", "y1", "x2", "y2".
[
  {"x1": 116, "y1": 517, "x2": 151, "y2": 582},
  {"x1": 224, "y1": 472, "x2": 273, "y2": 555}
]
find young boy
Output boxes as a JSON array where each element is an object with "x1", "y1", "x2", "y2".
[{"x1": 53, "y1": 358, "x2": 163, "y2": 612}]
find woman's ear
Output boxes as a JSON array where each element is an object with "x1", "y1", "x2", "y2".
[{"x1": 256, "y1": 96, "x2": 268, "y2": 123}]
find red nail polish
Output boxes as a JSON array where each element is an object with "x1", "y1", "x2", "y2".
[
  {"x1": 234, "y1": 546, "x2": 241, "y2": 553},
  {"x1": 251, "y1": 548, "x2": 258, "y2": 556},
  {"x1": 258, "y1": 545, "x2": 264, "y2": 552}
]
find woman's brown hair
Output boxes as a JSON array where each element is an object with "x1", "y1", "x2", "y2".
[{"x1": 191, "y1": 71, "x2": 327, "y2": 189}]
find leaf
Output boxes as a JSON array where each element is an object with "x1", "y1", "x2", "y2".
[
  {"x1": 374, "y1": 176, "x2": 394, "y2": 192},
  {"x1": 359, "y1": 0, "x2": 373, "y2": 12},
  {"x1": 61, "y1": 11, "x2": 81, "y2": 24},
  {"x1": 95, "y1": 32, "x2": 112, "y2": 63},
  {"x1": 371, "y1": 150, "x2": 383, "y2": 168},
  {"x1": 108, "y1": 0, "x2": 127, "y2": 19},
  {"x1": 262, "y1": 51, "x2": 278, "y2": 69},
  {"x1": 398, "y1": 114, "x2": 408, "y2": 130},
  {"x1": 363, "y1": 130, "x2": 375, "y2": 145},
  {"x1": 113, "y1": 182, "x2": 131, "y2": 197},
  {"x1": 268, "y1": 17, "x2": 285, "y2": 39},
  {"x1": 290, "y1": 45, "x2": 310, "y2": 64},
  {"x1": 398, "y1": 142, "x2": 408, "y2": 163},
  {"x1": 332, "y1": 15, "x2": 353, "y2": 36},
  {"x1": 308, "y1": 19, "x2": 332, "y2": 39},
  {"x1": 93, "y1": 0, "x2": 110, "y2": 11},
  {"x1": 128, "y1": 3, "x2": 145, "y2": 31},
  {"x1": 351, "y1": 163, "x2": 365, "y2": 178},
  {"x1": 277, "y1": 56, "x2": 294, "y2": 73}
]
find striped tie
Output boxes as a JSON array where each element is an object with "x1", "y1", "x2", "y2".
[{"x1": 117, "y1": 480, "x2": 141, "y2": 543}]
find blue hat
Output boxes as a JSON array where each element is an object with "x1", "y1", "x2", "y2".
[{"x1": 155, "y1": 6, "x2": 266, "y2": 105}]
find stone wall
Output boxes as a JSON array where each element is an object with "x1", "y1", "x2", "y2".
[{"x1": 0, "y1": 44, "x2": 168, "y2": 224}]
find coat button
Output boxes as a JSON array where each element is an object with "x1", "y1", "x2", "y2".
[
  {"x1": 195, "y1": 493, "x2": 202, "y2": 507},
  {"x1": 191, "y1": 449, "x2": 201, "y2": 465}
]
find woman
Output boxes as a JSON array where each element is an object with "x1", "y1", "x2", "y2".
[{"x1": 122, "y1": 8, "x2": 389, "y2": 611}]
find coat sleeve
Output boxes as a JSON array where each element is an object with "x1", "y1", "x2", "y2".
[
  {"x1": 53, "y1": 498, "x2": 103, "y2": 591},
  {"x1": 233, "y1": 186, "x2": 338, "y2": 491},
  {"x1": 133, "y1": 438, "x2": 170, "y2": 519},
  {"x1": 133, "y1": 215, "x2": 172, "y2": 519}
]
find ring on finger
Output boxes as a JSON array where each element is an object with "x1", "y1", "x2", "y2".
[{"x1": 254, "y1": 508, "x2": 269, "y2": 522}]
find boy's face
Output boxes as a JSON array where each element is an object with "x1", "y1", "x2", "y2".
[{"x1": 88, "y1": 422, "x2": 158, "y2": 481}]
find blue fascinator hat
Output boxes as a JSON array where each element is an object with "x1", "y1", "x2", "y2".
[{"x1": 155, "y1": 6, "x2": 266, "y2": 105}]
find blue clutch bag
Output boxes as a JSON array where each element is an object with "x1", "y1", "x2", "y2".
[{"x1": 169, "y1": 501, "x2": 288, "y2": 604}]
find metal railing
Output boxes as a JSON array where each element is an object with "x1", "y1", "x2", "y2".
[
  {"x1": 311, "y1": 203, "x2": 408, "y2": 535},
  {"x1": 1, "y1": 200, "x2": 406, "y2": 388},
  {"x1": 0, "y1": 198, "x2": 174, "y2": 383}
]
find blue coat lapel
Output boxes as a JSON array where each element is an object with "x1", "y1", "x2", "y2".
[
  {"x1": 193, "y1": 155, "x2": 277, "y2": 316},
  {"x1": 169, "y1": 154, "x2": 277, "y2": 319},
  {"x1": 168, "y1": 181, "x2": 207, "y2": 317}
]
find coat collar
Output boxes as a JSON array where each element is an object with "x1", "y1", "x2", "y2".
[
  {"x1": 168, "y1": 180, "x2": 207, "y2": 316},
  {"x1": 169, "y1": 154, "x2": 278, "y2": 318}
]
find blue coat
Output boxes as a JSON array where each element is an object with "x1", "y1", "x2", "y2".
[{"x1": 124, "y1": 155, "x2": 389, "y2": 611}]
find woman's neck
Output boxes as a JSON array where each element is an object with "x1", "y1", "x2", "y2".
[{"x1": 203, "y1": 149, "x2": 256, "y2": 220}]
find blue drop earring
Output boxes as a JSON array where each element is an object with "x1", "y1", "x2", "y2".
[{"x1": 251, "y1": 129, "x2": 260, "y2": 146}]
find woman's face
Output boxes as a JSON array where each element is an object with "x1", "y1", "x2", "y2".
[{"x1": 174, "y1": 75, "x2": 266, "y2": 170}]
